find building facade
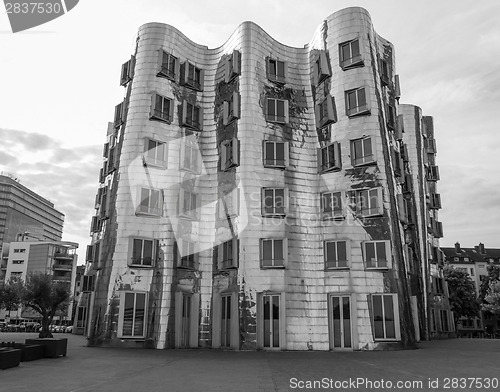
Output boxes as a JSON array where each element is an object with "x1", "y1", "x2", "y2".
[
  {"x1": 442, "y1": 242, "x2": 500, "y2": 335},
  {"x1": 400, "y1": 106, "x2": 454, "y2": 339},
  {"x1": 82, "y1": 7, "x2": 443, "y2": 350},
  {"x1": 0, "y1": 240, "x2": 79, "y2": 322},
  {"x1": 0, "y1": 174, "x2": 65, "y2": 282}
]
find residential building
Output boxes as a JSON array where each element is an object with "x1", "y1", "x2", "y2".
[
  {"x1": 82, "y1": 7, "x2": 440, "y2": 350},
  {"x1": 442, "y1": 242, "x2": 500, "y2": 335},
  {"x1": 0, "y1": 173, "x2": 64, "y2": 282},
  {"x1": 400, "y1": 106, "x2": 454, "y2": 339},
  {"x1": 0, "y1": 240, "x2": 79, "y2": 322}
]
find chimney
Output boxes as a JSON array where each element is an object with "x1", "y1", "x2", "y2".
[
  {"x1": 454, "y1": 242, "x2": 461, "y2": 253},
  {"x1": 479, "y1": 243, "x2": 485, "y2": 254}
]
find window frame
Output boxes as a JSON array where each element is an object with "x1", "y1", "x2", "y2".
[
  {"x1": 261, "y1": 187, "x2": 289, "y2": 217},
  {"x1": 345, "y1": 87, "x2": 370, "y2": 117},
  {"x1": 266, "y1": 58, "x2": 287, "y2": 84},
  {"x1": 353, "y1": 187, "x2": 383, "y2": 218},
  {"x1": 266, "y1": 98, "x2": 289, "y2": 124},
  {"x1": 321, "y1": 191, "x2": 345, "y2": 220},
  {"x1": 316, "y1": 95, "x2": 337, "y2": 128},
  {"x1": 117, "y1": 291, "x2": 148, "y2": 339},
  {"x1": 136, "y1": 187, "x2": 163, "y2": 217},
  {"x1": 179, "y1": 140, "x2": 201, "y2": 174},
  {"x1": 220, "y1": 138, "x2": 240, "y2": 171},
  {"x1": 129, "y1": 238, "x2": 157, "y2": 268},
  {"x1": 223, "y1": 92, "x2": 240, "y2": 126},
  {"x1": 176, "y1": 239, "x2": 198, "y2": 270},
  {"x1": 217, "y1": 238, "x2": 239, "y2": 270},
  {"x1": 313, "y1": 50, "x2": 331, "y2": 86},
  {"x1": 114, "y1": 101, "x2": 125, "y2": 129},
  {"x1": 317, "y1": 141, "x2": 341, "y2": 173},
  {"x1": 157, "y1": 49, "x2": 180, "y2": 82},
  {"x1": 179, "y1": 188, "x2": 200, "y2": 220},
  {"x1": 182, "y1": 61, "x2": 204, "y2": 91},
  {"x1": 150, "y1": 93, "x2": 174, "y2": 123},
  {"x1": 263, "y1": 140, "x2": 289, "y2": 169},
  {"x1": 260, "y1": 238, "x2": 288, "y2": 269},
  {"x1": 225, "y1": 50, "x2": 241, "y2": 83},
  {"x1": 182, "y1": 100, "x2": 204, "y2": 131},
  {"x1": 362, "y1": 240, "x2": 391, "y2": 270},
  {"x1": 339, "y1": 38, "x2": 364, "y2": 70},
  {"x1": 324, "y1": 240, "x2": 350, "y2": 270},
  {"x1": 120, "y1": 55, "x2": 135, "y2": 87},
  {"x1": 350, "y1": 137, "x2": 376, "y2": 167},
  {"x1": 143, "y1": 138, "x2": 167, "y2": 168},
  {"x1": 370, "y1": 293, "x2": 401, "y2": 341},
  {"x1": 218, "y1": 188, "x2": 240, "y2": 219}
]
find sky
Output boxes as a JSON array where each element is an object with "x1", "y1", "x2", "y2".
[{"x1": 1, "y1": 0, "x2": 499, "y2": 264}]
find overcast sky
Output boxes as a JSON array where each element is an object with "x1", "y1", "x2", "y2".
[{"x1": 1, "y1": 0, "x2": 499, "y2": 264}]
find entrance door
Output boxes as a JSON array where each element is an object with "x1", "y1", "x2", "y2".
[
  {"x1": 221, "y1": 295, "x2": 231, "y2": 348},
  {"x1": 263, "y1": 294, "x2": 280, "y2": 349},
  {"x1": 181, "y1": 294, "x2": 191, "y2": 347},
  {"x1": 331, "y1": 295, "x2": 352, "y2": 349}
]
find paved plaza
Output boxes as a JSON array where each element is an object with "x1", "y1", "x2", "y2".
[{"x1": 0, "y1": 333, "x2": 498, "y2": 392}]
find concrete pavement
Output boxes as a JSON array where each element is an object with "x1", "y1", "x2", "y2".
[{"x1": 0, "y1": 333, "x2": 499, "y2": 392}]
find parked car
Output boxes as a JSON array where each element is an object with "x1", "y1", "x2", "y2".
[
  {"x1": 0, "y1": 322, "x2": 6, "y2": 332},
  {"x1": 65, "y1": 325, "x2": 73, "y2": 333}
]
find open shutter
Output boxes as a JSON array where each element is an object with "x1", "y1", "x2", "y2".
[
  {"x1": 313, "y1": 60, "x2": 319, "y2": 86},
  {"x1": 283, "y1": 238, "x2": 288, "y2": 266},
  {"x1": 232, "y1": 50, "x2": 240, "y2": 76},
  {"x1": 232, "y1": 138, "x2": 240, "y2": 166},
  {"x1": 182, "y1": 100, "x2": 187, "y2": 126},
  {"x1": 317, "y1": 147, "x2": 323, "y2": 173},
  {"x1": 265, "y1": 57, "x2": 271, "y2": 80},
  {"x1": 199, "y1": 69, "x2": 205, "y2": 91},
  {"x1": 198, "y1": 106, "x2": 204, "y2": 131},
  {"x1": 150, "y1": 94, "x2": 156, "y2": 119},
  {"x1": 181, "y1": 62, "x2": 188, "y2": 85},
  {"x1": 314, "y1": 104, "x2": 320, "y2": 128},
  {"x1": 232, "y1": 238, "x2": 239, "y2": 268},
  {"x1": 376, "y1": 187, "x2": 384, "y2": 216},
  {"x1": 284, "y1": 100, "x2": 289, "y2": 123},
  {"x1": 86, "y1": 245, "x2": 94, "y2": 262},
  {"x1": 233, "y1": 92, "x2": 240, "y2": 119},
  {"x1": 223, "y1": 101, "x2": 229, "y2": 126},
  {"x1": 335, "y1": 141, "x2": 342, "y2": 169},
  {"x1": 283, "y1": 61, "x2": 288, "y2": 83},
  {"x1": 284, "y1": 188, "x2": 289, "y2": 214},
  {"x1": 395, "y1": 74, "x2": 401, "y2": 100},
  {"x1": 220, "y1": 141, "x2": 227, "y2": 170},
  {"x1": 284, "y1": 141, "x2": 290, "y2": 167},
  {"x1": 157, "y1": 50, "x2": 163, "y2": 75},
  {"x1": 169, "y1": 98, "x2": 175, "y2": 122}
]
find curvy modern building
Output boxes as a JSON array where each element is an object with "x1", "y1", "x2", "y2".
[{"x1": 81, "y1": 7, "x2": 441, "y2": 350}]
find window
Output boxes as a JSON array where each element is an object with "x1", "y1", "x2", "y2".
[
  {"x1": 261, "y1": 238, "x2": 287, "y2": 268},
  {"x1": 262, "y1": 188, "x2": 288, "y2": 217},
  {"x1": 93, "y1": 242, "x2": 101, "y2": 269},
  {"x1": 13, "y1": 249, "x2": 26, "y2": 253},
  {"x1": 118, "y1": 291, "x2": 147, "y2": 338},
  {"x1": 427, "y1": 165, "x2": 440, "y2": 181},
  {"x1": 430, "y1": 193, "x2": 441, "y2": 210},
  {"x1": 317, "y1": 142, "x2": 341, "y2": 173},
  {"x1": 218, "y1": 188, "x2": 239, "y2": 219},
  {"x1": 263, "y1": 140, "x2": 289, "y2": 168},
  {"x1": 379, "y1": 59, "x2": 390, "y2": 86},
  {"x1": 386, "y1": 103, "x2": 396, "y2": 130},
  {"x1": 350, "y1": 137, "x2": 375, "y2": 166},
  {"x1": 470, "y1": 268, "x2": 474, "y2": 276},
  {"x1": 440, "y1": 310, "x2": 450, "y2": 332},
  {"x1": 339, "y1": 38, "x2": 363, "y2": 70},
  {"x1": 179, "y1": 189, "x2": 199, "y2": 220},
  {"x1": 217, "y1": 238, "x2": 239, "y2": 269},
  {"x1": 143, "y1": 139, "x2": 167, "y2": 168},
  {"x1": 103, "y1": 142, "x2": 109, "y2": 158},
  {"x1": 321, "y1": 191, "x2": 344, "y2": 220},
  {"x1": 345, "y1": 87, "x2": 370, "y2": 117},
  {"x1": 363, "y1": 240, "x2": 391, "y2": 269},
  {"x1": 150, "y1": 93, "x2": 174, "y2": 123},
  {"x1": 354, "y1": 187, "x2": 383, "y2": 217},
  {"x1": 395, "y1": 115, "x2": 404, "y2": 141},
  {"x1": 86, "y1": 245, "x2": 94, "y2": 262},
  {"x1": 225, "y1": 50, "x2": 241, "y2": 82},
  {"x1": 130, "y1": 238, "x2": 157, "y2": 267},
  {"x1": 396, "y1": 194, "x2": 409, "y2": 224},
  {"x1": 313, "y1": 51, "x2": 331, "y2": 85},
  {"x1": 114, "y1": 101, "x2": 125, "y2": 128},
  {"x1": 316, "y1": 95, "x2": 337, "y2": 128},
  {"x1": 371, "y1": 294, "x2": 400, "y2": 340},
  {"x1": 157, "y1": 50, "x2": 179, "y2": 81},
  {"x1": 12, "y1": 259, "x2": 24, "y2": 264},
  {"x1": 136, "y1": 188, "x2": 162, "y2": 216},
  {"x1": 266, "y1": 98, "x2": 289, "y2": 124},
  {"x1": 180, "y1": 141, "x2": 200, "y2": 174},
  {"x1": 107, "y1": 145, "x2": 117, "y2": 174},
  {"x1": 391, "y1": 147, "x2": 403, "y2": 179},
  {"x1": 120, "y1": 55, "x2": 135, "y2": 86},
  {"x1": 99, "y1": 187, "x2": 109, "y2": 218},
  {"x1": 176, "y1": 240, "x2": 197, "y2": 269},
  {"x1": 220, "y1": 138, "x2": 240, "y2": 171},
  {"x1": 425, "y1": 138, "x2": 437, "y2": 153},
  {"x1": 10, "y1": 272, "x2": 22, "y2": 279},
  {"x1": 182, "y1": 100, "x2": 203, "y2": 131},
  {"x1": 223, "y1": 92, "x2": 240, "y2": 125},
  {"x1": 267, "y1": 58, "x2": 287, "y2": 84},
  {"x1": 324, "y1": 240, "x2": 349, "y2": 269},
  {"x1": 82, "y1": 275, "x2": 95, "y2": 292},
  {"x1": 90, "y1": 215, "x2": 102, "y2": 234},
  {"x1": 182, "y1": 61, "x2": 204, "y2": 91}
]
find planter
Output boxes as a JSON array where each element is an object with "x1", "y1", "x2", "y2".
[
  {"x1": 25, "y1": 338, "x2": 68, "y2": 358},
  {"x1": 12, "y1": 343, "x2": 44, "y2": 361},
  {"x1": 0, "y1": 348, "x2": 22, "y2": 369}
]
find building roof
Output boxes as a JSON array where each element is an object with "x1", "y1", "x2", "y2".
[{"x1": 441, "y1": 243, "x2": 500, "y2": 264}]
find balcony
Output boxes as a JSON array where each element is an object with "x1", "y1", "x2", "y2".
[
  {"x1": 53, "y1": 262, "x2": 73, "y2": 272},
  {"x1": 54, "y1": 248, "x2": 75, "y2": 260}
]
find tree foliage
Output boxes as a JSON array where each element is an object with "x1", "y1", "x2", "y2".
[
  {"x1": 482, "y1": 280, "x2": 500, "y2": 315},
  {"x1": 0, "y1": 278, "x2": 23, "y2": 314},
  {"x1": 479, "y1": 265, "x2": 500, "y2": 303},
  {"x1": 444, "y1": 266, "x2": 480, "y2": 325},
  {"x1": 19, "y1": 272, "x2": 71, "y2": 338}
]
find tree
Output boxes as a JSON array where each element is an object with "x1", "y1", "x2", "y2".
[
  {"x1": 19, "y1": 272, "x2": 71, "y2": 338},
  {"x1": 0, "y1": 278, "x2": 23, "y2": 318},
  {"x1": 443, "y1": 266, "x2": 480, "y2": 329},
  {"x1": 479, "y1": 265, "x2": 500, "y2": 303},
  {"x1": 482, "y1": 280, "x2": 500, "y2": 315}
]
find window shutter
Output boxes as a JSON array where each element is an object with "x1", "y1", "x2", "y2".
[
  {"x1": 233, "y1": 50, "x2": 240, "y2": 76},
  {"x1": 284, "y1": 141, "x2": 290, "y2": 167},
  {"x1": 233, "y1": 187, "x2": 240, "y2": 216},
  {"x1": 265, "y1": 57, "x2": 271, "y2": 79},
  {"x1": 157, "y1": 50, "x2": 163, "y2": 75},
  {"x1": 314, "y1": 104, "x2": 320, "y2": 128},
  {"x1": 312, "y1": 61, "x2": 319, "y2": 86},
  {"x1": 329, "y1": 96, "x2": 337, "y2": 123},
  {"x1": 182, "y1": 100, "x2": 187, "y2": 126},
  {"x1": 232, "y1": 238, "x2": 239, "y2": 268},
  {"x1": 283, "y1": 238, "x2": 288, "y2": 266},
  {"x1": 262, "y1": 140, "x2": 267, "y2": 165},
  {"x1": 169, "y1": 99, "x2": 175, "y2": 122},
  {"x1": 376, "y1": 187, "x2": 384, "y2": 215},
  {"x1": 198, "y1": 106, "x2": 204, "y2": 131},
  {"x1": 284, "y1": 188, "x2": 289, "y2": 214},
  {"x1": 395, "y1": 74, "x2": 401, "y2": 99},
  {"x1": 233, "y1": 138, "x2": 240, "y2": 166},
  {"x1": 260, "y1": 188, "x2": 265, "y2": 216},
  {"x1": 320, "y1": 52, "x2": 329, "y2": 78},
  {"x1": 335, "y1": 141, "x2": 342, "y2": 169},
  {"x1": 181, "y1": 62, "x2": 187, "y2": 85},
  {"x1": 150, "y1": 94, "x2": 156, "y2": 119},
  {"x1": 129, "y1": 55, "x2": 135, "y2": 79},
  {"x1": 217, "y1": 243, "x2": 223, "y2": 270},
  {"x1": 233, "y1": 92, "x2": 240, "y2": 119},
  {"x1": 178, "y1": 188, "x2": 185, "y2": 216},
  {"x1": 397, "y1": 194, "x2": 407, "y2": 223},
  {"x1": 86, "y1": 245, "x2": 94, "y2": 262},
  {"x1": 220, "y1": 141, "x2": 227, "y2": 170},
  {"x1": 284, "y1": 100, "x2": 289, "y2": 123},
  {"x1": 283, "y1": 61, "x2": 288, "y2": 83},
  {"x1": 223, "y1": 101, "x2": 229, "y2": 126},
  {"x1": 345, "y1": 240, "x2": 351, "y2": 264},
  {"x1": 386, "y1": 241, "x2": 392, "y2": 269},
  {"x1": 224, "y1": 56, "x2": 231, "y2": 83}
]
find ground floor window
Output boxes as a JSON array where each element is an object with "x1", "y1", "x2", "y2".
[
  {"x1": 118, "y1": 291, "x2": 147, "y2": 338},
  {"x1": 371, "y1": 294, "x2": 400, "y2": 341}
]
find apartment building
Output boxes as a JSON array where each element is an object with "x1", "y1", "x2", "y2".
[{"x1": 82, "y1": 7, "x2": 439, "y2": 350}]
